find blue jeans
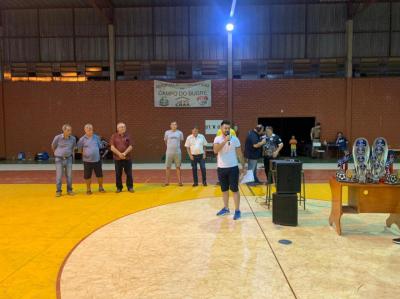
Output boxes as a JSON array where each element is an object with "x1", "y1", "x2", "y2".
[
  {"x1": 191, "y1": 154, "x2": 206, "y2": 184},
  {"x1": 247, "y1": 159, "x2": 260, "y2": 183},
  {"x1": 55, "y1": 156, "x2": 73, "y2": 193}
]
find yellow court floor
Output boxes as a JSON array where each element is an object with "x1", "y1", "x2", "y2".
[{"x1": 0, "y1": 183, "x2": 336, "y2": 299}]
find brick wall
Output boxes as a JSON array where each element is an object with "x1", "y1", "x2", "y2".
[
  {"x1": 3, "y1": 82, "x2": 112, "y2": 159},
  {"x1": 233, "y1": 79, "x2": 348, "y2": 146},
  {"x1": 116, "y1": 80, "x2": 228, "y2": 162},
  {"x1": 351, "y1": 78, "x2": 400, "y2": 148},
  {"x1": 0, "y1": 83, "x2": 5, "y2": 158},
  {"x1": 1, "y1": 78, "x2": 399, "y2": 161}
]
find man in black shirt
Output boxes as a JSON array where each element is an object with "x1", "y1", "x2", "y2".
[
  {"x1": 262, "y1": 126, "x2": 284, "y2": 181},
  {"x1": 244, "y1": 125, "x2": 266, "y2": 185}
]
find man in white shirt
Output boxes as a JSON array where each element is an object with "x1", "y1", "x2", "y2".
[
  {"x1": 185, "y1": 126, "x2": 208, "y2": 187},
  {"x1": 164, "y1": 121, "x2": 184, "y2": 186},
  {"x1": 213, "y1": 120, "x2": 246, "y2": 220}
]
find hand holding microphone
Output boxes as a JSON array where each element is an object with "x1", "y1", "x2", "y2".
[{"x1": 224, "y1": 131, "x2": 231, "y2": 145}]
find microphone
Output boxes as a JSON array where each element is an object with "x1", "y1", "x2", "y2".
[{"x1": 225, "y1": 131, "x2": 230, "y2": 146}]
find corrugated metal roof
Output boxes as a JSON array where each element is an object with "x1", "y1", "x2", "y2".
[
  {"x1": 0, "y1": 0, "x2": 346, "y2": 10},
  {"x1": 0, "y1": 0, "x2": 217, "y2": 9},
  {"x1": 0, "y1": 0, "x2": 90, "y2": 9}
]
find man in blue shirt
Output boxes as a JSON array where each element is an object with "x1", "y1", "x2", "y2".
[
  {"x1": 51, "y1": 124, "x2": 76, "y2": 197},
  {"x1": 244, "y1": 125, "x2": 266, "y2": 185},
  {"x1": 77, "y1": 124, "x2": 105, "y2": 195}
]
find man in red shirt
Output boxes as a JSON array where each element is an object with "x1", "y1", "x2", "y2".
[{"x1": 110, "y1": 122, "x2": 134, "y2": 193}]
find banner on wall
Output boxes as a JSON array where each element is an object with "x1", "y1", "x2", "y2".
[{"x1": 154, "y1": 80, "x2": 212, "y2": 108}]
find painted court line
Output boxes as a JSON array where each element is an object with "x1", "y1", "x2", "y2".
[{"x1": 240, "y1": 185, "x2": 298, "y2": 299}]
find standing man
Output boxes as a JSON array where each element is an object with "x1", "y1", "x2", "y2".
[
  {"x1": 336, "y1": 131, "x2": 348, "y2": 156},
  {"x1": 244, "y1": 124, "x2": 265, "y2": 186},
  {"x1": 51, "y1": 124, "x2": 76, "y2": 197},
  {"x1": 216, "y1": 121, "x2": 236, "y2": 137},
  {"x1": 261, "y1": 126, "x2": 284, "y2": 181},
  {"x1": 215, "y1": 121, "x2": 237, "y2": 185},
  {"x1": 110, "y1": 122, "x2": 134, "y2": 193},
  {"x1": 214, "y1": 120, "x2": 246, "y2": 220},
  {"x1": 77, "y1": 124, "x2": 105, "y2": 195},
  {"x1": 164, "y1": 121, "x2": 184, "y2": 186},
  {"x1": 310, "y1": 122, "x2": 322, "y2": 158},
  {"x1": 185, "y1": 126, "x2": 208, "y2": 187}
]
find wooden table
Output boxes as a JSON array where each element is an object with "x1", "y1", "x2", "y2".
[{"x1": 329, "y1": 178, "x2": 400, "y2": 235}]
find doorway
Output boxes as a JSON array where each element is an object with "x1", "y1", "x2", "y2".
[{"x1": 257, "y1": 117, "x2": 315, "y2": 156}]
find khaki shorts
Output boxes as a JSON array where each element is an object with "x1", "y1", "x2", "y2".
[{"x1": 165, "y1": 152, "x2": 182, "y2": 168}]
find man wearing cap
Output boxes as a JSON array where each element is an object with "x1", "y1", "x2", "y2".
[{"x1": 244, "y1": 124, "x2": 266, "y2": 186}]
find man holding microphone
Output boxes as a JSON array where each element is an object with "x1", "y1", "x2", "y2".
[{"x1": 213, "y1": 120, "x2": 246, "y2": 220}]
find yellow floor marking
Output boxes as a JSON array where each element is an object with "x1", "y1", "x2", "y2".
[{"x1": 0, "y1": 183, "x2": 334, "y2": 298}]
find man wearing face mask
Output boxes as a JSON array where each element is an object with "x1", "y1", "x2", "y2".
[
  {"x1": 214, "y1": 120, "x2": 246, "y2": 220},
  {"x1": 244, "y1": 124, "x2": 266, "y2": 186}
]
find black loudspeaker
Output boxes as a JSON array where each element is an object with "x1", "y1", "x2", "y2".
[
  {"x1": 272, "y1": 192, "x2": 298, "y2": 226},
  {"x1": 274, "y1": 160, "x2": 302, "y2": 194}
]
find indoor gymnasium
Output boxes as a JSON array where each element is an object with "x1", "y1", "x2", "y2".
[{"x1": 0, "y1": 0, "x2": 399, "y2": 298}]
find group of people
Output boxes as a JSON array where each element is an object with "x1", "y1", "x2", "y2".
[
  {"x1": 52, "y1": 120, "x2": 247, "y2": 220},
  {"x1": 244, "y1": 125, "x2": 284, "y2": 186},
  {"x1": 310, "y1": 122, "x2": 349, "y2": 157},
  {"x1": 50, "y1": 119, "x2": 353, "y2": 223},
  {"x1": 51, "y1": 122, "x2": 133, "y2": 197}
]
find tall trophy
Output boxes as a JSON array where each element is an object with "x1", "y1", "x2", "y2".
[
  {"x1": 369, "y1": 137, "x2": 388, "y2": 183},
  {"x1": 385, "y1": 151, "x2": 399, "y2": 184},
  {"x1": 336, "y1": 150, "x2": 352, "y2": 182},
  {"x1": 352, "y1": 138, "x2": 370, "y2": 184}
]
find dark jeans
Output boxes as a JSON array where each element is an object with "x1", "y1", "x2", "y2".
[
  {"x1": 263, "y1": 156, "x2": 273, "y2": 180},
  {"x1": 114, "y1": 159, "x2": 133, "y2": 190},
  {"x1": 191, "y1": 154, "x2": 206, "y2": 184}
]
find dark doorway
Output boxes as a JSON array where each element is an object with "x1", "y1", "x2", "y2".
[{"x1": 258, "y1": 117, "x2": 315, "y2": 156}]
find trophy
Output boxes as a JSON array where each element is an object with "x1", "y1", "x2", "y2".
[
  {"x1": 336, "y1": 150, "x2": 352, "y2": 182},
  {"x1": 370, "y1": 137, "x2": 388, "y2": 183},
  {"x1": 352, "y1": 138, "x2": 370, "y2": 183},
  {"x1": 385, "y1": 151, "x2": 399, "y2": 184}
]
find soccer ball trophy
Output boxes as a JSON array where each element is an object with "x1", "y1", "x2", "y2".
[
  {"x1": 369, "y1": 137, "x2": 388, "y2": 183},
  {"x1": 385, "y1": 151, "x2": 399, "y2": 185},
  {"x1": 352, "y1": 138, "x2": 370, "y2": 184},
  {"x1": 336, "y1": 150, "x2": 352, "y2": 182}
]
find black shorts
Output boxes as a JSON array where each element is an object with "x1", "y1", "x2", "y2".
[
  {"x1": 217, "y1": 166, "x2": 239, "y2": 192},
  {"x1": 83, "y1": 161, "x2": 103, "y2": 179}
]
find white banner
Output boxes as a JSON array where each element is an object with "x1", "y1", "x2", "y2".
[
  {"x1": 205, "y1": 120, "x2": 222, "y2": 135},
  {"x1": 154, "y1": 80, "x2": 212, "y2": 108}
]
